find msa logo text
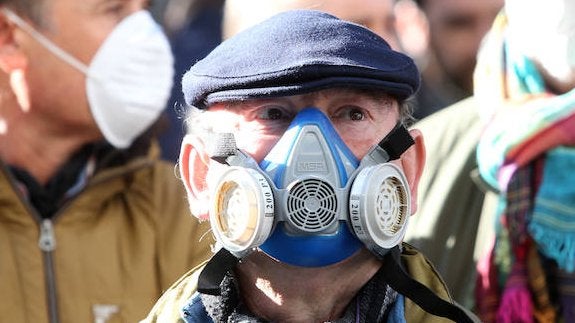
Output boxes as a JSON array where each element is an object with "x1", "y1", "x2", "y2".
[{"x1": 297, "y1": 162, "x2": 326, "y2": 172}]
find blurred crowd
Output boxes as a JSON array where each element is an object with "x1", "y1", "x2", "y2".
[{"x1": 153, "y1": 0, "x2": 504, "y2": 161}]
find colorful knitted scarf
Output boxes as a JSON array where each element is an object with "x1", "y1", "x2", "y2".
[{"x1": 474, "y1": 11, "x2": 575, "y2": 323}]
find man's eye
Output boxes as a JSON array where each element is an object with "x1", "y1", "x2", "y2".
[
  {"x1": 348, "y1": 108, "x2": 366, "y2": 121},
  {"x1": 331, "y1": 107, "x2": 367, "y2": 122},
  {"x1": 259, "y1": 107, "x2": 289, "y2": 120}
]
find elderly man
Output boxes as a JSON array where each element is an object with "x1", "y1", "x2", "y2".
[
  {"x1": 143, "y1": 10, "x2": 478, "y2": 323},
  {"x1": 0, "y1": 1, "x2": 212, "y2": 322}
]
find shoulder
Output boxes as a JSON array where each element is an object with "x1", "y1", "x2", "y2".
[
  {"x1": 415, "y1": 96, "x2": 479, "y2": 128},
  {"x1": 400, "y1": 243, "x2": 452, "y2": 300},
  {"x1": 400, "y1": 243, "x2": 480, "y2": 322},
  {"x1": 147, "y1": 159, "x2": 184, "y2": 189},
  {"x1": 139, "y1": 159, "x2": 189, "y2": 214},
  {"x1": 408, "y1": 96, "x2": 483, "y2": 198},
  {"x1": 414, "y1": 96, "x2": 482, "y2": 153},
  {"x1": 141, "y1": 262, "x2": 207, "y2": 323}
]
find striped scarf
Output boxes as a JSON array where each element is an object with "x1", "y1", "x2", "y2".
[{"x1": 474, "y1": 10, "x2": 575, "y2": 323}]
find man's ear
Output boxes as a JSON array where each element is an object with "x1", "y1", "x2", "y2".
[
  {"x1": 0, "y1": 10, "x2": 30, "y2": 110},
  {"x1": 179, "y1": 134, "x2": 212, "y2": 220},
  {"x1": 0, "y1": 10, "x2": 26, "y2": 73},
  {"x1": 399, "y1": 129, "x2": 426, "y2": 215}
]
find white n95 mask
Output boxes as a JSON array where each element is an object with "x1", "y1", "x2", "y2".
[
  {"x1": 3, "y1": 9, "x2": 174, "y2": 148},
  {"x1": 207, "y1": 108, "x2": 414, "y2": 267}
]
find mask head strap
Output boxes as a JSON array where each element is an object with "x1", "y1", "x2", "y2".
[
  {"x1": 208, "y1": 132, "x2": 257, "y2": 168},
  {"x1": 378, "y1": 123, "x2": 414, "y2": 161},
  {"x1": 2, "y1": 8, "x2": 90, "y2": 74},
  {"x1": 199, "y1": 245, "x2": 478, "y2": 322},
  {"x1": 197, "y1": 248, "x2": 240, "y2": 296},
  {"x1": 382, "y1": 246, "x2": 476, "y2": 322},
  {"x1": 209, "y1": 123, "x2": 414, "y2": 165}
]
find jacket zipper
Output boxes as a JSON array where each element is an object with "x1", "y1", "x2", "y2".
[
  {"x1": 1, "y1": 165, "x2": 61, "y2": 323},
  {"x1": 2, "y1": 157, "x2": 154, "y2": 323},
  {"x1": 39, "y1": 218, "x2": 59, "y2": 323},
  {"x1": 33, "y1": 161, "x2": 152, "y2": 323}
]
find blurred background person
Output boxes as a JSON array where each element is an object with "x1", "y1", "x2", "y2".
[
  {"x1": 412, "y1": 0, "x2": 503, "y2": 119},
  {"x1": 222, "y1": 0, "x2": 502, "y2": 121},
  {"x1": 0, "y1": 1, "x2": 212, "y2": 322},
  {"x1": 405, "y1": 0, "x2": 575, "y2": 320},
  {"x1": 157, "y1": 0, "x2": 225, "y2": 162},
  {"x1": 223, "y1": 0, "x2": 407, "y2": 50}
]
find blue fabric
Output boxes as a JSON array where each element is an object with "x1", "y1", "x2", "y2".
[
  {"x1": 529, "y1": 146, "x2": 575, "y2": 273},
  {"x1": 181, "y1": 9, "x2": 420, "y2": 109},
  {"x1": 387, "y1": 294, "x2": 407, "y2": 323},
  {"x1": 181, "y1": 293, "x2": 213, "y2": 323}
]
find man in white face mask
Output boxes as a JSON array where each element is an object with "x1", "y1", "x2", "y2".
[{"x1": 0, "y1": 1, "x2": 213, "y2": 322}]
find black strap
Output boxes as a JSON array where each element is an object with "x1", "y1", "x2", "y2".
[
  {"x1": 199, "y1": 247, "x2": 473, "y2": 321},
  {"x1": 378, "y1": 123, "x2": 414, "y2": 161},
  {"x1": 208, "y1": 133, "x2": 239, "y2": 165},
  {"x1": 197, "y1": 248, "x2": 240, "y2": 296},
  {"x1": 381, "y1": 246, "x2": 474, "y2": 323}
]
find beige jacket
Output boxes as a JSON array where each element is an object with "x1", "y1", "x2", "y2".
[{"x1": 0, "y1": 149, "x2": 214, "y2": 323}]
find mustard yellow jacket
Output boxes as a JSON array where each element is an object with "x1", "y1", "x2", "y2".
[{"x1": 0, "y1": 149, "x2": 214, "y2": 323}]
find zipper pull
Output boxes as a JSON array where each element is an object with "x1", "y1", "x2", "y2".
[{"x1": 39, "y1": 219, "x2": 56, "y2": 252}]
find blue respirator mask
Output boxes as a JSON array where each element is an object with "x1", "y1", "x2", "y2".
[
  {"x1": 207, "y1": 108, "x2": 414, "y2": 267},
  {"x1": 200, "y1": 110, "x2": 476, "y2": 323}
]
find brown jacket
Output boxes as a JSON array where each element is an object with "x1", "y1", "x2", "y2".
[{"x1": 0, "y1": 148, "x2": 214, "y2": 323}]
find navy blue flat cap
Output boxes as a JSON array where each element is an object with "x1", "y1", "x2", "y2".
[{"x1": 182, "y1": 9, "x2": 420, "y2": 109}]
